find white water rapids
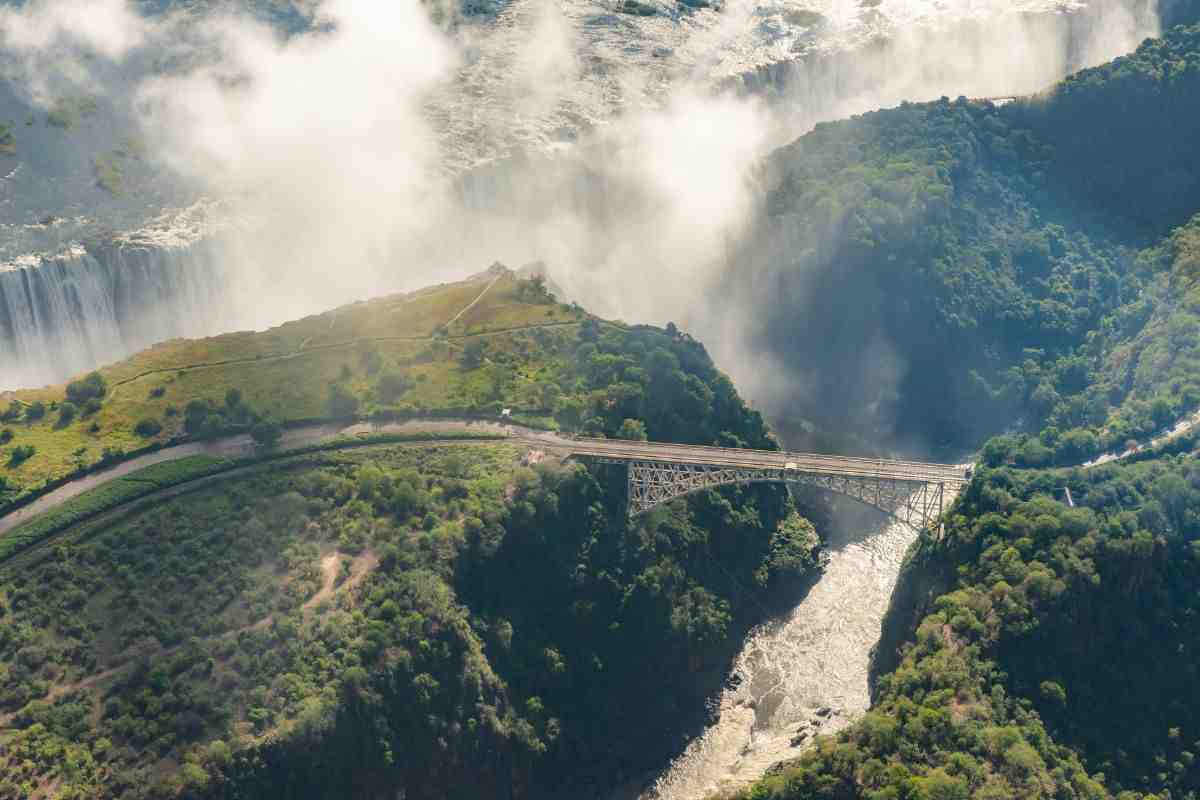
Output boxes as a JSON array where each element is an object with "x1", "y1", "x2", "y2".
[{"x1": 638, "y1": 493, "x2": 954, "y2": 800}]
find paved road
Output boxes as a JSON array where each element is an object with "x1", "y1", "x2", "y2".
[
  {"x1": 0, "y1": 422, "x2": 969, "y2": 543},
  {"x1": 0, "y1": 419, "x2": 522, "y2": 539},
  {"x1": 13, "y1": 401, "x2": 1200, "y2": 544},
  {"x1": 564, "y1": 438, "x2": 970, "y2": 485}
]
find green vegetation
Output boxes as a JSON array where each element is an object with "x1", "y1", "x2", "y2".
[
  {"x1": 44, "y1": 95, "x2": 98, "y2": 130},
  {"x1": 732, "y1": 453, "x2": 1200, "y2": 800},
  {"x1": 729, "y1": 23, "x2": 1200, "y2": 800},
  {"x1": 619, "y1": 0, "x2": 658, "y2": 14},
  {"x1": 93, "y1": 153, "x2": 124, "y2": 194},
  {"x1": 6, "y1": 446, "x2": 34, "y2": 468},
  {"x1": 0, "y1": 271, "x2": 587, "y2": 506},
  {"x1": 982, "y1": 214, "x2": 1200, "y2": 466},
  {"x1": 134, "y1": 419, "x2": 163, "y2": 438},
  {"x1": 0, "y1": 310, "x2": 817, "y2": 798},
  {"x1": 738, "y1": 24, "x2": 1200, "y2": 455},
  {"x1": 0, "y1": 123, "x2": 13, "y2": 156},
  {"x1": 0, "y1": 456, "x2": 233, "y2": 562}
]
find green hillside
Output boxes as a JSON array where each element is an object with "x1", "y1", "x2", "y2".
[
  {"x1": 729, "y1": 449, "x2": 1200, "y2": 800},
  {"x1": 0, "y1": 266, "x2": 767, "y2": 512},
  {"x1": 7, "y1": 13, "x2": 1200, "y2": 800},
  {"x1": 733, "y1": 24, "x2": 1200, "y2": 457},
  {"x1": 0, "y1": 268, "x2": 574, "y2": 505},
  {"x1": 730, "y1": 22, "x2": 1200, "y2": 800},
  {"x1": 0, "y1": 272, "x2": 819, "y2": 799}
]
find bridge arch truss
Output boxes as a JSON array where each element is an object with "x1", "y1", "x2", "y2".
[{"x1": 618, "y1": 460, "x2": 953, "y2": 532}]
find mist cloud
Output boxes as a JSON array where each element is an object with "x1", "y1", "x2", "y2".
[
  {"x1": 0, "y1": 0, "x2": 1170, "y2": 444},
  {"x1": 0, "y1": 0, "x2": 149, "y2": 99},
  {"x1": 131, "y1": 0, "x2": 458, "y2": 320}
]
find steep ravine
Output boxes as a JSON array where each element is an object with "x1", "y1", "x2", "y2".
[{"x1": 623, "y1": 494, "x2": 954, "y2": 800}]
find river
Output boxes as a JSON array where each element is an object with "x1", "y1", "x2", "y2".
[{"x1": 636, "y1": 496, "x2": 944, "y2": 800}]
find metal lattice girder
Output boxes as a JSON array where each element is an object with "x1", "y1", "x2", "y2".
[{"x1": 624, "y1": 461, "x2": 955, "y2": 532}]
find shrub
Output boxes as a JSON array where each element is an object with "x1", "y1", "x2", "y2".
[
  {"x1": 184, "y1": 400, "x2": 222, "y2": 436},
  {"x1": 616, "y1": 419, "x2": 648, "y2": 441},
  {"x1": 251, "y1": 419, "x2": 282, "y2": 449},
  {"x1": 134, "y1": 419, "x2": 163, "y2": 438},
  {"x1": 25, "y1": 401, "x2": 46, "y2": 422},
  {"x1": 0, "y1": 428, "x2": 12, "y2": 444},
  {"x1": 82, "y1": 398, "x2": 102, "y2": 417},
  {"x1": 461, "y1": 339, "x2": 488, "y2": 368},
  {"x1": 66, "y1": 371, "x2": 107, "y2": 405},
  {"x1": 149, "y1": 386, "x2": 166, "y2": 399},
  {"x1": 57, "y1": 401, "x2": 78, "y2": 427},
  {"x1": 8, "y1": 445, "x2": 35, "y2": 466}
]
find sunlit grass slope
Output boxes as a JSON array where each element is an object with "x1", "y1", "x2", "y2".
[{"x1": 0, "y1": 267, "x2": 588, "y2": 504}]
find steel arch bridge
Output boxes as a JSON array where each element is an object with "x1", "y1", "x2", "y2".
[{"x1": 563, "y1": 438, "x2": 969, "y2": 532}]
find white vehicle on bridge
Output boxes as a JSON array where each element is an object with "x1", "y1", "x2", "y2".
[{"x1": 785, "y1": 462, "x2": 799, "y2": 470}]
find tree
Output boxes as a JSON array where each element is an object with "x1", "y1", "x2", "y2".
[
  {"x1": 25, "y1": 401, "x2": 46, "y2": 422},
  {"x1": 377, "y1": 371, "x2": 412, "y2": 404},
  {"x1": 134, "y1": 418, "x2": 163, "y2": 438},
  {"x1": 56, "y1": 402, "x2": 78, "y2": 427},
  {"x1": 66, "y1": 372, "x2": 107, "y2": 405},
  {"x1": 1054, "y1": 428, "x2": 1099, "y2": 464},
  {"x1": 616, "y1": 418, "x2": 648, "y2": 441},
  {"x1": 329, "y1": 385, "x2": 360, "y2": 419},
  {"x1": 251, "y1": 419, "x2": 283, "y2": 449},
  {"x1": 184, "y1": 400, "x2": 222, "y2": 437},
  {"x1": 461, "y1": 339, "x2": 488, "y2": 369}
]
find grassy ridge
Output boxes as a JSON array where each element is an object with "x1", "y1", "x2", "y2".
[
  {"x1": 0, "y1": 270, "x2": 584, "y2": 506},
  {"x1": 0, "y1": 311, "x2": 804, "y2": 800}
]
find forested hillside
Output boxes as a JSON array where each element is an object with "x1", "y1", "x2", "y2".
[
  {"x1": 731, "y1": 451, "x2": 1200, "y2": 800},
  {"x1": 732, "y1": 23, "x2": 1200, "y2": 457},
  {"x1": 0, "y1": 269, "x2": 767, "y2": 510},
  {"x1": 730, "y1": 22, "x2": 1200, "y2": 800},
  {"x1": 0, "y1": 273, "x2": 822, "y2": 799}
]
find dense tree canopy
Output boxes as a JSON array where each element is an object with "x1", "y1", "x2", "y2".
[
  {"x1": 735, "y1": 454, "x2": 1200, "y2": 800},
  {"x1": 728, "y1": 24, "x2": 1200, "y2": 455},
  {"x1": 0, "y1": 315, "x2": 818, "y2": 800}
]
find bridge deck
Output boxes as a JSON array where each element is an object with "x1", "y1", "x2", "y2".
[{"x1": 564, "y1": 438, "x2": 968, "y2": 485}]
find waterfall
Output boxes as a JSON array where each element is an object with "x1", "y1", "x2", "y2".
[{"x1": 0, "y1": 236, "x2": 233, "y2": 391}]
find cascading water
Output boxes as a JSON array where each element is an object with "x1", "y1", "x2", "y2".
[
  {"x1": 638, "y1": 492, "x2": 954, "y2": 800},
  {"x1": 0, "y1": 228, "x2": 234, "y2": 391}
]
